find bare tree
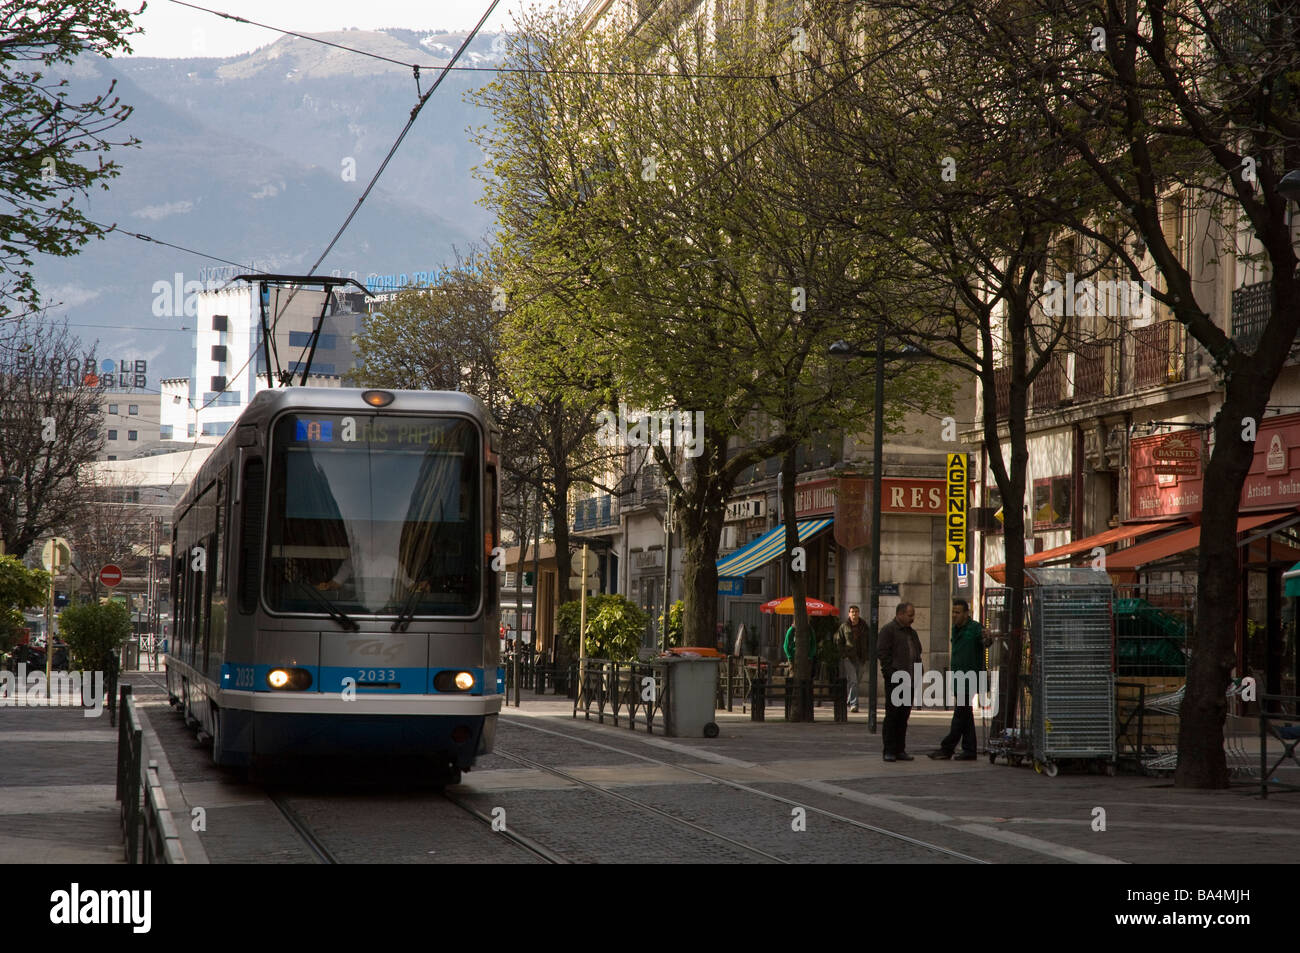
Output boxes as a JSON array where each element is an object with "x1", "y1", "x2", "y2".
[{"x1": 0, "y1": 317, "x2": 105, "y2": 558}]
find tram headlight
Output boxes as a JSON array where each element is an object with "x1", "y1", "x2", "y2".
[
  {"x1": 267, "y1": 668, "x2": 312, "y2": 690},
  {"x1": 433, "y1": 670, "x2": 477, "y2": 692}
]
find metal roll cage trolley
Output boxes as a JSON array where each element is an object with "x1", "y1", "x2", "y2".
[{"x1": 983, "y1": 568, "x2": 1117, "y2": 778}]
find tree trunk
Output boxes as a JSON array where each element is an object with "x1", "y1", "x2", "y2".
[
  {"x1": 678, "y1": 428, "x2": 729, "y2": 648},
  {"x1": 1175, "y1": 370, "x2": 1273, "y2": 787}
]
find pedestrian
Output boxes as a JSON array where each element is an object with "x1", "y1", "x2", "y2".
[
  {"x1": 836, "y1": 605, "x2": 868, "y2": 713},
  {"x1": 876, "y1": 602, "x2": 921, "y2": 762},
  {"x1": 929, "y1": 598, "x2": 993, "y2": 761},
  {"x1": 783, "y1": 622, "x2": 816, "y2": 672}
]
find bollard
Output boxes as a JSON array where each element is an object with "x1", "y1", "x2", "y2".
[
  {"x1": 833, "y1": 678, "x2": 848, "y2": 723},
  {"x1": 751, "y1": 677, "x2": 766, "y2": 721}
]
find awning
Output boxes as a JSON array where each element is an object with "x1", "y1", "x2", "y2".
[
  {"x1": 716, "y1": 518, "x2": 833, "y2": 578},
  {"x1": 1285, "y1": 561, "x2": 1300, "y2": 597},
  {"x1": 1104, "y1": 511, "x2": 1295, "y2": 574},
  {"x1": 986, "y1": 521, "x2": 1181, "y2": 583}
]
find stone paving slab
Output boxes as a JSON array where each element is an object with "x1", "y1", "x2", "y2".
[{"x1": 0, "y1": 705, "x2": 124, "y2": 864}]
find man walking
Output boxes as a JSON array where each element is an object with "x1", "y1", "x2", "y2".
[
  {"x1": 836, "y1": 605, "x2": 868, "y2": 713},
  {"x1": 929, "y1": 599, "x2": 992, "y2": 761},
  {"x1": 876, "y1": 602, "x2": 921, "y2": 762}
]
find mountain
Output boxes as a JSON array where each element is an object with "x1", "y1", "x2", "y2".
[{"x1": 31, "y1": 30, "x2": 504, "y2": 382}]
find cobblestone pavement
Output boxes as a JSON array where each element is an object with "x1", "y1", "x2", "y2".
[{"x1": 111, "y1": 678, "x2": 1299, "y2": 864}]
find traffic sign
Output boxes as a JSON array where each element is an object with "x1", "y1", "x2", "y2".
[
  {"x1": 99, "y1": 564, "x2": 123, "y2": 588},
  {"x1": 41, "y1": 537, "x2": 70, "y2": 572}
]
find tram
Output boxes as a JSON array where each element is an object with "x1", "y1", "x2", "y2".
[{"x1": 165, "y1": 387, "x2": 502, "y2": 781}]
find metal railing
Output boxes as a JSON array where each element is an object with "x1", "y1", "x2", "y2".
[
  {"x1": 574, "y1": 657, "x2": 668, "y2": 732},
  {"x1": 1031, "y1": 354, "x2": 1066, "y2": 411},
  {"x1": 115, "y1": 684, "x2": 185, "y2": 864},
  {"x1": 1071, "y1": 340, "x2": 1113, "y2": 402},
  {"x1": 1132, "y1": 320, "x2": 1184, "y2": 389},
  {"x1": 1258, "y1": 693, "x2": 1300, "y2": 798},
  {"x1": 1232, "y1": 279, "x2": 1272, "y2": 355}
]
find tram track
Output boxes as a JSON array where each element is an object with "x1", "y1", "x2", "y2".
[
  {"x1": 488, "y1": 746, "x2": 791, "y2": 864},
  {"x1": 499, "y1": 714, "x2": 991, "y2": 864}
]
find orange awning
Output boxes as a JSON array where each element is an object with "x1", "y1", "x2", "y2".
[
  {"x1": 986, "y1": 521, "x2": 1181, "y2": 583},
  {"x1": 1103, "y1": 511, "x2": 1295, "y2": 574}
]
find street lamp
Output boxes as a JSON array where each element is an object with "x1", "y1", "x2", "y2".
[{"x1": 830, "y1": 329, "x2": 924, "y2": 733}]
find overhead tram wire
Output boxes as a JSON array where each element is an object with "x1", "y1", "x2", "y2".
[
  {"x1": 164, "y1": 0, "x2": 821, "y2": 82},
  {"x1": 276, "y1": 0, "x2": 501, "y2": 376}
]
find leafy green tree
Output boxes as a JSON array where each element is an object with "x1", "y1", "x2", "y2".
[
  {"x1": 871, "y1": 0, "x2": 1300, "y2": 788},
  {"x1": 475, "y1": 6, "x2": 946, "y2": 674},
  {"x1": 0, "y1": 554, "x2": 48, "y2": 653},
  {"x1": 556, "y1": 594, "x2": 649, "y2": 663},
  {"x1": 0, "y1": 0, "x2": 140, "y2": 321},
  {"x1": 57, "y1": 599, "x2": 130, "y2": 670}
]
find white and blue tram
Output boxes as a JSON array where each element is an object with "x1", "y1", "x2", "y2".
[{"x1": 165, "y1": 387, "x2": 502, "y2": 780}]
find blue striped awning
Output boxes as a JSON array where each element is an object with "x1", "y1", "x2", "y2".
[{"x1": 716, "y1": 518, "x2": 834, "y2": 578}]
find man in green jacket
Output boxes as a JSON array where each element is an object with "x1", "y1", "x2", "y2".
[
  {"x1": 783, "y1": 623, "x2": 816, "y2": 669},
  {"x1": 929, "y1": 598, "x2": 992, "y2": 761}
]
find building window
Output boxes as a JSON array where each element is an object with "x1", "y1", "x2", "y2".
[
  {"x1": 288, "y1": 331, "x2": 338, "y2": 349},
  {"x1": 1032, "y1": 476, "x2": 1072, "y2": 530},
  {"x1": 107, "y1": 455, "x2": 117, "y2": 461},
  {"x1": 108, "y1": 404, "x2": 118, "y2": 415},
  {"x1": 107, "y1": 429, "x2": 118, "y2": 440},
  {"x1": 984, "y1": 485, "x2": 1004, "y2": 535},
  {"x1": 128, "y1": 404, "x2": 139, "y2": 415},
  {"x1": 288, "y1": 361, "x2": 336, "y2": 376},
  {"x1": 128, "y1": 430, "x2": 138, "y2": 441},
  {"x1": 187, "y1": 424, "x2": 195, "y2": 438},
  {"x1": 160, "y1": 425, "x2": 173, "y2": 439}
]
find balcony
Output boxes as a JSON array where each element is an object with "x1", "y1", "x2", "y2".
[
  {"x1": 1031, "y1": 354, "x2": 1066, "y2": 412},
  {"x1": 1071, "y1": 341, "x2": 1113, "y2": 402},
  {"x1": 572, "y1": 494, "x2": 620, "y2": 532},
  {"x1": 1232, "y1": 279, "x2": 1271, "y2": 355},
  {"x1": 994, "y1": 365, "x2": 1011, "y2": 419},
  {"x1": 1132, "y1": 320, "x2": 1185, "y2": 390}
]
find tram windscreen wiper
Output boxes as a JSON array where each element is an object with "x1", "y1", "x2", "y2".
[
  {"x1": 390, "y1": 584, "x2": 422, "y2": 633},
  {"x1": 295, "y1": 580, "x2": 359, "y2": 631}
]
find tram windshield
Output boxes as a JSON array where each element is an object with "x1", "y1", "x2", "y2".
[{"x1": 266, "y1": 414, "x2": 482, "y2": 617}]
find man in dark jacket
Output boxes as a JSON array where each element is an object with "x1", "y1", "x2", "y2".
[
  {"x1": 876, "y1": 602, "x2": 921, "y2": 762},
  {"x1": 930, "y1": 598, "x2": 992, "y2": 761},
  {"x1": 835, "y1": 605, "x2": 868, "y2": 713}
]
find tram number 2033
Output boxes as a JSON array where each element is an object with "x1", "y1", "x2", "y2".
[{"x1": 357, "y1": 669, "x2": 397, "y2": 683}]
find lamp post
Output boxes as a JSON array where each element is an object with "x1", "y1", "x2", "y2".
[{"x1": 830, "y1": 331, "x2": 923, "y2": 733}]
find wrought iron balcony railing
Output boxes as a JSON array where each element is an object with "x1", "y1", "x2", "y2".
[
  {"x1": 1232, "y1": 279, "x2": 1271, "y2": 355},
  {"x1": 1132, "y1": 320, "x2": 1185, "y2": 390}
]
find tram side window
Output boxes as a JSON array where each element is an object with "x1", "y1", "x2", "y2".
[
  {"x1": 485, "y1": 466, "x2": 498, "y2": 613},
  {"x1": 238, "y1": 459, "x2": 265, "y2": 614},
  {"x1": 172, "y1": 552, "x2": 184, "y2": 658}
]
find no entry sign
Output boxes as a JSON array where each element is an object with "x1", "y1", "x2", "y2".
[{"x1": 99, "y1": 564, "x2": 123, "y2": 588}]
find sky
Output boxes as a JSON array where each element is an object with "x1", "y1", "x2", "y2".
[{"x1": 125, "y1": 0, "x2": 546, "y2": 58}]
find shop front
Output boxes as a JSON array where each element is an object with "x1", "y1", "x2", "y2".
[{"x1": 1115, "y1": 421, "x2": 1300, "y2": 699}]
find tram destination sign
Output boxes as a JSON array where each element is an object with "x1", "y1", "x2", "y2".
[{"x1": 287, "y1": 415, "x2": 469, "y2": 448}]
